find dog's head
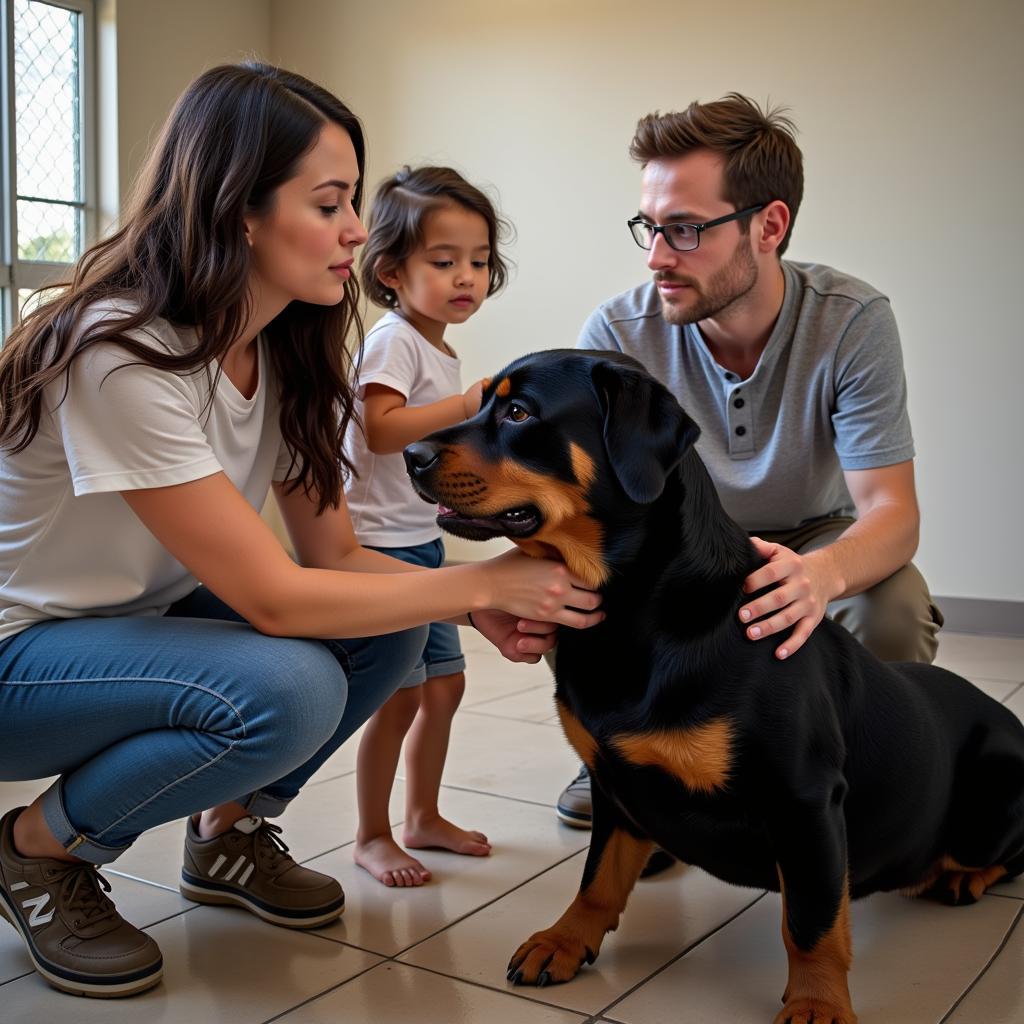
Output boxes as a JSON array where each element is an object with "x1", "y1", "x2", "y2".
[{"x1": 404, "y1": 349, "x2": 699, "y2": 588}]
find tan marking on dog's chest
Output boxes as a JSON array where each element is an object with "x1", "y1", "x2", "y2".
[
  {"x1": 611, "y1": 718, "x2": 734, "y2": 794},
  {"x1": 557, "y1": 702, "x2": 598, "y2": 770}
]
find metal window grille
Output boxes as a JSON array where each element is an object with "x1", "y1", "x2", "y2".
[{"x1": 1, "y1": 0, "x2": 95, "y2": 339}]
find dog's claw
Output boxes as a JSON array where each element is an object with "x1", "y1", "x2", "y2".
[
  {"x1": 510, "y1": 969, "x2": 524, "y2": 985},
  {"x1": 584, "y1": 945, "x2": 597, "y2": 965},
  {"x1": 537, "y1": 970, "x2": 551, "y2": 987}
]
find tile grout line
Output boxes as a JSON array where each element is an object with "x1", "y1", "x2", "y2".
[
  {"x1": 1002, "y1": 680, "x2": 1024, "y2": 703},
  {"x1": 257, "y1": 956, "x2": 387, "y2": 1024},
  {"x1": 594, "y1": 889, "x2": 770, "y2": 1022},
  {"x1": 459, "y1": 682, "x2": 552, "y2": 710},
  {"x1": 937, "y1": 900, "x2": 1023, "y2": 1023},
  {"x1": 362, "y1": 957, "x2": 598, "y2": 1019},
  {"x1": 267, "y1": 848, "x2": 601, "y2": 1020},
  {"x1": 460, "y1": 708, "x2": 561, "y2": 726},
  {"x1": 988, "y1": 889, "x2": 1024, "y2": 902},
  {"x1": 294, "y1": 839, "x2": 585, "y2": 958}
]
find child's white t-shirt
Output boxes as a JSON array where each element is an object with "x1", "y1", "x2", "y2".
[
  {"x1": 344, "y1": 311, "x2": 463, "y2": 547},
  {"x1": 0, "y1": 305, "x2": 294, "y2": 642}
]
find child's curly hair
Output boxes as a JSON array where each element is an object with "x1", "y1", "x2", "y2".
[{"x1": 360, "y1": 165, "x2": 512, "y2": 309}]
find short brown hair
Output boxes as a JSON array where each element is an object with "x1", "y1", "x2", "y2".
[
  {"x1": 630, "y1": 93, "x2": 803, "y2": 255},
  {"x1": 360, "y1": 166, "x2": 511, "y2": 308}
]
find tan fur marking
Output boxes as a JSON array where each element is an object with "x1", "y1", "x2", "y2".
[
  {"x1": 509, "y1": 829, "x2": 653, "y2": 983},
  {"x1": 611, "y1": 719, "x2": 734, "y2": 794},
  {"x1": 569, "y1": 443, "x2": 596, "y2": 488},
  {"x1": 777, "y1": 871, "x2": 856, "y2": 1024},
  {"x1": 495, "y1": 377, "x2": 511, "y2": 397},
  {"x1": 578, "y1": 829, "x2": 652, "y2": 921},
  {"x1": 429, "y1": 443, "x2": 608, "y2": 588},
  {"x1": 903, "y1": 855, "x2": 1010, "y2": 900},
  {"x1": 557, "y1": 701, "x2": 598, "y2": 770}
]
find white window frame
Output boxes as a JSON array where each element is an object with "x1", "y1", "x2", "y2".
[{"x1": 0, "y1": 0, "x2": 96, "y2": 337}]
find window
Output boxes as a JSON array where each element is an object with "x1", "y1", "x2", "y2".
[{"x1": 1, "y1": 0, "x2": 95, "y2": 338}]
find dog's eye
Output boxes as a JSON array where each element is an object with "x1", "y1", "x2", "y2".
[{"x1": 506, "y1": 404, "x2": 530, "y2": 423}]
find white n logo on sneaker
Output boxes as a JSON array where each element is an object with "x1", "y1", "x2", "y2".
[{"x1": 10, "y1": 882, "x2": 55, "y2": 927}]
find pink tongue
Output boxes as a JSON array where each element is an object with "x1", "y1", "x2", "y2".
[{"x1": 438, "y1": 504, "x2": 454, "y2": 516}]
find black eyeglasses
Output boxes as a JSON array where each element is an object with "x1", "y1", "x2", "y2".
[{"x1": 627, "y1": 204, "x2": 767, "y2": 252}]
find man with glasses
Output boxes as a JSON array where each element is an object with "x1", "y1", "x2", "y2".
[{"x1": 556, "y1": 93, "x2": 943, "y2": 830}]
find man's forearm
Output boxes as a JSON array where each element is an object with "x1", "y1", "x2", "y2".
[{"x1": 805, "y1": 502, "x2": 919, "y2": 601}]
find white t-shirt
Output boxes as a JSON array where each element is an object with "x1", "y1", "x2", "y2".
[
  {"x1": 0, "y1": 307, "x2": 293, "y2": 642},
  {"x1": 343, "y1": 311, "x2": 463, "y2": 547}
]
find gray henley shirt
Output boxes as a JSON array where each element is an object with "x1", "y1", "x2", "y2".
[{"x1": 577, "y1": 260, "x2": 915, "y2": 532}]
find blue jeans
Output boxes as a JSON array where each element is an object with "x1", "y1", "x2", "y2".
[{"x1": 0, "y1": 587, "x2": 426, "y2": 865}]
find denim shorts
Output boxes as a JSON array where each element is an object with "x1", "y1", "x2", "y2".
[{"x1": 367, "y1": 538, "x2": 466, "y2": 688}]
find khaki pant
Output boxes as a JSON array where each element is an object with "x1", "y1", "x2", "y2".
[{"x1": 758, "y1": 516, "x2": 943, "y2": 664}]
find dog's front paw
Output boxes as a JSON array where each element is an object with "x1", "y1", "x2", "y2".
[
  {"x1": 506, "y1": 927, "x2": 597, "y2": 986},
  {"x1": 774, "y1": 997, "x2": 858, "y2": 1024}
]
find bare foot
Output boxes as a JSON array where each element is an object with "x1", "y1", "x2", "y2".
[
  {"x1": 354, "y1": 834, "x2": 432, "y2": 887},
  {"x1": 404, "y1": 815, "x2": 492, "y2": 857}
]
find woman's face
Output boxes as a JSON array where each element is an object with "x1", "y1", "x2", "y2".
[{"x1": 245, "y1": 121, "x2": 367, "y2": 309}]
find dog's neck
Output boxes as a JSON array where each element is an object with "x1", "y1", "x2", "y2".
[{"x1": 603, "y1": 448, "x2": 757, "y2": 634}]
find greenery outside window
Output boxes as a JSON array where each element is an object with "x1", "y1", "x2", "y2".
[{"x1": 1, "y1": 0, "x2": 95, "y2": 339}]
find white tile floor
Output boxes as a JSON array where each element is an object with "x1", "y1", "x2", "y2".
[{"x1": 1, "y1": 629, "x2": 1022, "y2": 1023}]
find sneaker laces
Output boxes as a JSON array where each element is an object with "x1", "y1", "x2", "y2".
[
  {"x1": 249, "y1": 820, "x2": 294, "y2": 872},
  {"x1": 566, "y1": 764, "x2": 591, "y2": 791},
  {"x1": 60, "y1": 864, "x2": 119, "y2": 928}
]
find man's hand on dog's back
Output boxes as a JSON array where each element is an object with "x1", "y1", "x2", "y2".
[{"x1": 739, "y1": 537, "x2": 838, "y2": 659}]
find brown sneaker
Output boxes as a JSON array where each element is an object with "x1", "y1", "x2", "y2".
[
  {"x1": 0, "y1": 807, "x2": 163, "y2": 998},
  {"x1": 180, "y1": 815, "x2": 344, "y2": 928}
]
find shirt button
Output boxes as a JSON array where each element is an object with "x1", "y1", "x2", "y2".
[
  {"x1": 733, "y1": 398, "x2": 745, "y2": 409},
  {"x1": 724, "y1": 372, "x2": 736, "y2": 381},
  {"x1": 735, "y1": 425, "x2": 747, "y2": 436}
]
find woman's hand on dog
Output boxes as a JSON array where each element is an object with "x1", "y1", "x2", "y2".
[
  {"x1": 738, "y1": 537, "x2": 841, "y2": 659},
  {"x1": 474, "y1": 549, "x2": 604, "y2": 660},
  {"x1": 469, "y1": 610, "x2": 562, "y2": 663}
]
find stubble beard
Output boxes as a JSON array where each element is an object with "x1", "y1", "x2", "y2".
[{"x1": 657, "y1": 234, "x2": 759, "y2": 327}]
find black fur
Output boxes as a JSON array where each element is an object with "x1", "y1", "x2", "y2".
[{"x1": 406, "y1": 349, "x2": 1024, "y2": 1017}]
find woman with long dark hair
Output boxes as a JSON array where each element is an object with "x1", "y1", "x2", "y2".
[{"x1": 0, "y1": 62, "x2": 600, "y2": 997}]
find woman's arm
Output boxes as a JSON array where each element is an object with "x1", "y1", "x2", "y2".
[
  {"x1": 362, "y1": 381, "x2": 483, "y2": 455},
  {"x1": 122, "y1": 472, "x2": 601, "y2": 640}
]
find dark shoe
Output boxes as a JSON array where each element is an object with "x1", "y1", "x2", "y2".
[
  {"x1": 0, "y1": 807, "x2": 163, "y2": 998},
  {"x1": 556, "y1": 765, "x2": 592, "y2": 828},
  {"x1": 181, "y1": 815, "x2": 344, "y2": 928}
]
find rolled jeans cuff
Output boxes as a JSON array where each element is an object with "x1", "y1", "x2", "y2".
[
  {"x1": 40, "y1": 778, "x2": 131, "y2": 865},
  {"x1": 243, "y1": 789, "x2": 294, "y2": 818}
]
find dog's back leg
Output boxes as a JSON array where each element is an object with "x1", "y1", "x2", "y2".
[
  {"x1": 507, "y1": 781, "x2": 652, "y2": 986},
  {"x1": 929, "y1": 739, "x2": 1024, "y2": 905},
  {"x1": 772, "y1": 792, "x2": 858, "y2": 1024}
]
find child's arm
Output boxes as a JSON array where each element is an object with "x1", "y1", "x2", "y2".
[{"x1": 363, "y1": 380, "x2": 483, "y2": 455}]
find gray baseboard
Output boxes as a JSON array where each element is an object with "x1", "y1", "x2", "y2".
[{"x1": 935, "y1": 596, "x2": 1024, "y2": 638}]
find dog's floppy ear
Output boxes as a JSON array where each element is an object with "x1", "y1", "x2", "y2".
[{"x1": 590, "y1": 359, "x2": 700, "y2": 504}]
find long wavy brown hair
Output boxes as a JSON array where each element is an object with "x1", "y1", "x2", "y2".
[{"x1": 0, "y1": 61, "x2": 365, "y2": 513}]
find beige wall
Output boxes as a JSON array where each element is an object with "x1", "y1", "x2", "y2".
[
  {"x1": 111, "y1": 0, "x2": 272, "y2": 203},
  {"x1": 270, "y1": 0, "x2": 1023, "y2": 601},
  {"x1": 107, "y1": 0, "x2": 1022, "y2": 602}
]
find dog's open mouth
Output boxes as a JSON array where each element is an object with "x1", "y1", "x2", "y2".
[{"x1": 435, "y1": 503, "x2": 541, "y2": 541}]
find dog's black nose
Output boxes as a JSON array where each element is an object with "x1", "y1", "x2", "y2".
[{"x1": 404, "y1": 442, "x2": 441, "y2": 476}]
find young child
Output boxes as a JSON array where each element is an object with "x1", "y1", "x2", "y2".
[{"x1": 346, "y1": 166, "x2": 511, "y2": 887}]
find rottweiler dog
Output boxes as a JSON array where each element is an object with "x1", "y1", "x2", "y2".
[{"x1": 403, "y1": 349, "x2": 1024, "y2": 1024}]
